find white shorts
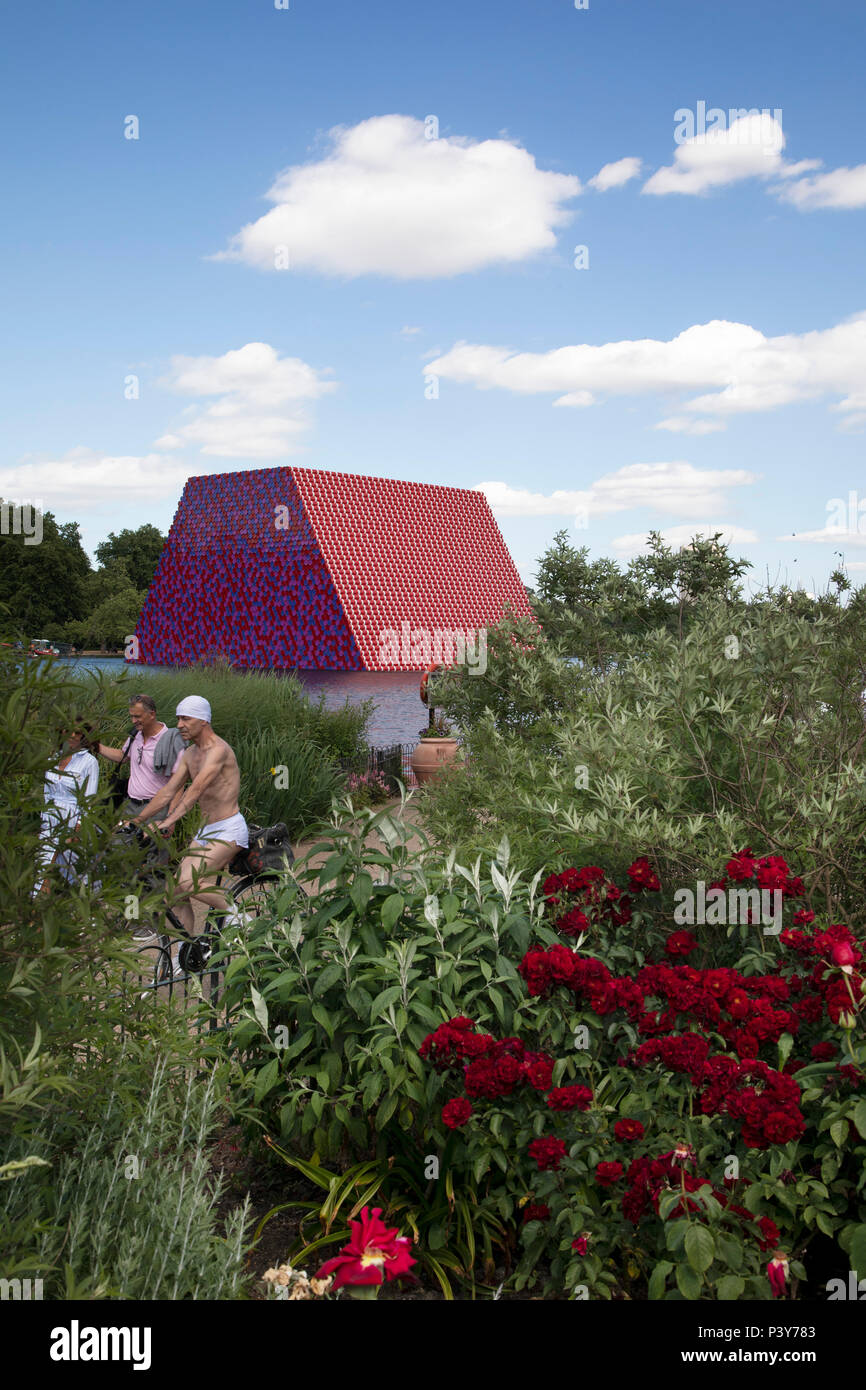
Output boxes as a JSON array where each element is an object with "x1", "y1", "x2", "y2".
[{"x1": 192, "y1": 812, "x2": 249, "y2": 850}]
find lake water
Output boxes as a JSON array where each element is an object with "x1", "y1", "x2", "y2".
[{"x1": 58, "y1": 657, "x2": 429, "y2": 747}]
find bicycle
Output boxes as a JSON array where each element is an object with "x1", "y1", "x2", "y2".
[{"x1": 107, "y1": 822, "x2": 297, "y2": 1001}]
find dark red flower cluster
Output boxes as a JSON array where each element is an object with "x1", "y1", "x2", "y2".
[
  {"x1": 595, "y1": 1161, "x2": 624, "y2": 1186},
  {"x1": 529, "y1": 1136, "x2": 567, "y2": 1171},
  {"x1": 547, "y1": 1085, "x2": 593, "y2": 1112},
  {"x1": 617, "y1": 1152, "x2": 782, "y2": 1251},
  {"x1": 626, "y1": 857, "x2": 661, "y2": 892},
  {"x1": 441, "y1": 1097, "x2": 473, "y2": 1129},
  {"x1": 520, "y1": 943, "x2": 823, "y2": 1068},
  {"x1": 722, "y1": 848, "x2": 804, "y2": 898},
  {"x1": 541, "y1": 864, "x2": 636, "y2": 935},
  {"x1": 665, "y1": 931, "x2": 698, "y2": 957},
  {"x1": 420, "y1": 1017, "x2": 555, "y2": 1102},
  {"x1": 522, "y1": 1202, "x2": 551, "y2": 1223},
  {"x1": 695, "y1": 1056, "x2": 805, "y2": 1149},
  {"x1": 419, "y1": 1016, "x2": 493, "y2": 1070},
  {"x1": 614, "y1": 1118, "x2": 645, "y2": 1141}
]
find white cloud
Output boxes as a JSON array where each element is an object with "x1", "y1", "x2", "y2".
[
  {"x1": 428, "y1": 312, "x2": 866, "y2": 428},
  {"x1": 776, "y1": 164, "x2": 866, "y2": 210},
  {"x1": 477, "y1": 461, "x2": 757, "y2": 523},
  {"x1": 156, "y1": 342, "x2": 336, "y2": 458},
  {"x1": 588, "y1": 156, "x2": 642, "y2": 191},
  {"x1": 641, "y1": 111, "x2": 866, "y2": 215},
  {"x1": 777, "y1": 526, "x2": 866, "y2": 549},
  {"x1": 654, "y1": 416, "x2": 726, "y2": 435},
  {"x1": 611, "y1": 524, "x2": 759, "y2": 558},
  {"x1": 399, "y1": 325, "x2": 422, "y2": 338},
  {"x1": 213, "y1": 114, "x2": 581, "y2": 279},
  {"x1": 643, "y1": 115, "x2": 789, "y2": 196},
  {"x1": 0, "y1": 448, "x2": 194, "y2": 511}
]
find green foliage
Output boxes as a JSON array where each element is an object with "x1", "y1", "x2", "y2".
[
  {"x1": 427, "y1": 591, "x2": 866, "y2": 912},
  {"x1": 95, "y1": 525, "x2": 166, "y2": 593},
  {"x1": 0, "y1": 634, "x2": 253, "y2": 1299},
  {"x1": 258, "y1": 1140, "x2": 510, "y2": 1297},
  {"x1": 532, "y1": 528, "x2": 751, "y2": 666},
  {"x1": 220, "y1": 810, "x2": 549, "y2": 1163},
  {"x1": 0, "y1": 1059, "x2": 251, "y2": 1299},
  {"x1": 0, "y1": 508, "x2": 90, "y2": 636}
]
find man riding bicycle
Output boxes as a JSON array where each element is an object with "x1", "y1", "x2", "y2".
[{"x1": 128, "y1": 695, "x2": 249, "y2": 980}]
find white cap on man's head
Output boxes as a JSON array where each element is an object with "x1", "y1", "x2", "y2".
[{"x1": 176, "y1": 695, "x2": 212, "y2": 723}]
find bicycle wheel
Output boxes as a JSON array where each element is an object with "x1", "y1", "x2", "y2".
[{"x1": 228, "y1": 873, "x2": 285, "y2": 918}]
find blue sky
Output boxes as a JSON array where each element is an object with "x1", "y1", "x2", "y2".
[{"x1": 3, "y1": 0, "x2": 866, "y2": 594}]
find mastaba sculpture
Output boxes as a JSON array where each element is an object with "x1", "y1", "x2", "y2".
[{"x1": 133, "y1": 466, "x2": 534, "y2": 670}]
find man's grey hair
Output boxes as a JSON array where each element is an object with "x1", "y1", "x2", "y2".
[{"x1": 128, "y1": 693, "x2": 157, "y2": 714}]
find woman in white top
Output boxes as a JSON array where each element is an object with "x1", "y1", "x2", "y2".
[{"x1": 37, "y1": 721, "x2": 100, "y2": 893}]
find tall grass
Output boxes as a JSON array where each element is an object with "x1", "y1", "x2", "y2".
[{"x1": 80, "y1": 661, "x2": 372, "y2": 835}]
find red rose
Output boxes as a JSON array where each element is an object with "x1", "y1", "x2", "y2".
[
  {"x1": 627, "y1": 857, "x2": 661, "y2": 892},
  {"x1": 810, "y1": 1042, "x2": 836, "y2": 1061},
  {"x1": 547, "y1": 1085, "x2": 593, "y2": 1112},
  {"x1": 528, "y1": 1136, "x2": 567, "y2": 1171},
  {"x1": 522, "y1": 1203, "x2": 550, "y2": 1224},
  {"x1": 665, "y1": 931, "x2": 698, "y2": 957},
  {"x1": 726, "y1": 988, "x2": 751, "y2": 1019},
  {"x1": 614, "y1": 1118, "x2": 645, "y2": 1141},
  {"x1": 831, "y1": 941, "x2": 857, "y2": 970},
  {"x1": 316, "y1": 1207, "x2": 416, "y2": 1291},
  {"x1": 441, "y1": 1097, "x2": 472, "y2": 1129},
  {"x1": 726, "y1": 852, "x2": 756, "y2": 882},
  {"x1": 767, "y1": 1254, "x2": 788, "y2": 1299},
  {"x1": 523, "y1": 1053, "x2": 555, "y2": 1090},
  {"x1": 572, "y1": 1236, "x2": 588, "y2": 1255},
  {"x1": 757, "y1": 1217, "x2": 781, "y2": 1251},
  {"x1": 595, "y1": 1161, "x2": 624, "y2": 1186}
]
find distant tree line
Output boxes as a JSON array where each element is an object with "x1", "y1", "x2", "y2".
[{"x1": 0, "y1": 511, "x2": 166, "y2": 649}]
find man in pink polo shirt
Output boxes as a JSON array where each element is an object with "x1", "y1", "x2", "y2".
[{"x1": 97, "y1": 694, "x2": 185, "y2": 825}]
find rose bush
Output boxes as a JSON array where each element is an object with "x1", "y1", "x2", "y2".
[{"x1": 420, "y1": 852, "x2": 866, "y2": 1299}]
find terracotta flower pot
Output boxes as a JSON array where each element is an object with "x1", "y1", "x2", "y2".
[{"x1": 411, "y1": 737, "x2": 459, "y2": 786}]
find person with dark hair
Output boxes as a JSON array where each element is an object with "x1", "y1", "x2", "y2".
[
  {"x1": 36, "y1": 720, "x2": 100, "y2": 893},
  {"x1": 97, "y1": 694, "x2": 185, "y2": 825}
]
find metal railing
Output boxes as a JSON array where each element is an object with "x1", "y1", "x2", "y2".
[{"x1": 337, "y1": 742, "x2": 419, "y2": 791}]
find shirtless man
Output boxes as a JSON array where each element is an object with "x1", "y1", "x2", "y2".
[{"x1": 129, "y1": 695, "x2": 249, "y2": 977}]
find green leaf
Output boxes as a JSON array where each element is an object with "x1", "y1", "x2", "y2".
[
  {"x1": 849, "y1": 1225, "x2": 866, "y2": 1276},
  {"x1": 254, "y1": 1056, "x2": 280, "y2": 1104},
  {"x1": 676, "y1": 1262, "x2": 702, "y2": 1300},
  {"x1": 317, "y1": 852, "x2": 348, "y2": 889},
  {"x1": 777, "y1": 1032, "x2": 794, "y2": 1069},
  {"x1": 716, "y1": 1234, "x2": 743, "y2": 1271},
  {"x1": 349, "y1": 872, "x2": 374, "y2": 914},
  {"x1": 370, "y1": 985, "x2": 403, "y2": 1020},
  {"x1": 684, "y1": 1224, "x2": 715, "y2": 1274},
  {"x1": 716, "y1": 1275, "x2": 745, "y2": 1300},
  {"x1": 648, "y1": 1260, "x2": 673, "y2": 1300},
  {"x1": 311, "y1": 1003, "x2": 335, "y2": 1038},
  {"x1": 375, "y1": 1094, "x2": 398, "y2": 1131},
  {"x1": 852, "y1": 1100, "x2": 866, "y2": 1140},
  {"x1": 830, "y1": 1118, "x2": 848, "y2": 1147},
  {"x1": 250, "y1": 986, "x2": 268, "y2": 1034},
  {"x1": 381, "y1": 894, "x2": 405, "y2": 932},
  {"x1": 313, "y1": 963, "x2": 344, "y2": 996}
]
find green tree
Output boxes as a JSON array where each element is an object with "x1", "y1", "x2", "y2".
[
  {"x1": 67, "y1": 587, "x2": 144, "y2": 652},
  {"x1": 0, "y1": 507, "x2": 90, "y2": 637},
  {"x1": 531, "y1": 529, "x2": 751, "y2": 666},
  {"x1": 94, "y1": 525, "x2": 166, "y2": 593}
]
